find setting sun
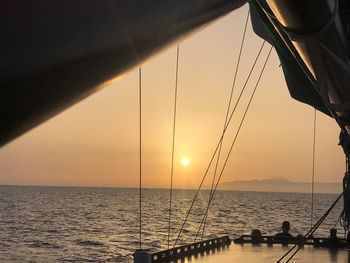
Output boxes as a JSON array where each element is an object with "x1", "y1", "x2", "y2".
[{"x1": 181, "y1": 157, "x2": 190, "y2": 167}]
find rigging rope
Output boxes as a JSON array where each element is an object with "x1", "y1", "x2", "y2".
[
  {"x1": 172, "y1": 40, "x2": 267, "y2": 248},
  {"x1": 138, "y1": 68, "x2": 142, "y2": 250},
  {"x1": 311, "y1": 109, "x2": 317, "y2": 227},
  {"x1": 195, "y1": 46, "x2": 273, "y2": 242},
  {"x1": 333, "y1": 212, "x2": 341, "y2": 229},
  {"x1": 198, "y1": 10, "x2": 250, "y2": 242},
  {"x1": 168, "y1": 45, "x2": 180, "y2": 249},
  {"x1": 276, "y1": 193, "x2": 343, "y2": 263}
]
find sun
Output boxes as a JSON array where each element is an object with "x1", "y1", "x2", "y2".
[{"x1": 181, "y1": 157, "x2": 190, "y2": 167}]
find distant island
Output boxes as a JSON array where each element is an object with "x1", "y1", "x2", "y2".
[{"x1": 219, "y1": 178, "x2": 341, "y2": 194}]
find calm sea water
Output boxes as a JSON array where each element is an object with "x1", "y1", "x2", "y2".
[{"x1": 0, "y1": 186, "x2": 344, "y2": 262}]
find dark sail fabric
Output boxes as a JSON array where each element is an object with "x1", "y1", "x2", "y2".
[
  {"x1": 0, "y1": 0, "x2": 247, "y2": 147},
  {"x1": 249, "y1": 0, "x2": 331, "y2": 116}
]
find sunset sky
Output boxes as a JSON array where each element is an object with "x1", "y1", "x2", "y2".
[{"x1": 0, "y1": 5, "x2": 345, "y2": 189}]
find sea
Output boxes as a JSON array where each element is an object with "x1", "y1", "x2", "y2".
[{"x1": 0, "y1": 186, "x2": 344, "y2": 262}]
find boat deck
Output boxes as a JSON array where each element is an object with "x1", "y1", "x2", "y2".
[{"x1": 176, "y1": 244, "x2": 349, "y2": 263}]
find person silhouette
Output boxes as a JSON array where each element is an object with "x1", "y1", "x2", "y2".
[
  {"x1": 251, "y1": 229, "x2": 262, "y2": 244},
  {"x1": 324, "y1": 228, "x2": 340, "y2": 247},
  {"x1": 275, "y1": 221, "x2": 293, "y2": 237},
  {"x1": 329, "y1": 228, "x2": 338, "y2": 239},
  {"x1": 275, "y1": 221, "x2": 293, "y2": 246}
]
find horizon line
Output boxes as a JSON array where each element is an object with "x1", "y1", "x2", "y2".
[{"x1": 0, "y1": 183, "x2": 340, "y2": 195}]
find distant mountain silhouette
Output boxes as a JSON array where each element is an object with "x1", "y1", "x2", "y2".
[{"x1": 220, "y1": 178, "x2": 341, "y2": 194}]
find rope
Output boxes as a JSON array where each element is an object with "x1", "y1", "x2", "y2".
[
  {"x1": 333, "y1": 212, "x2": 341, "y2": 229},
  {"x1": 195, "y1": 46, "x2": 273, "y2": 242},
  {"x1": 168, "y1": 45, "x2": 180, "y2": 249},
  {"x1": 311, "y1": 109, "x2": 316, "y2": 227},
  {"x1": 138, "y1": 68, "x2": 142, "y2": 250},
  {"x1": 344, "y1": 157, "x2": 349, "y2": 235},
  {"x1": 198, "y1": 10, "x2": 250, "y2": 242},
  {"x1": 172, "y1": 40, "x2": 266, "y2": 248},
  {"x1": 276, "y1": 193, "x2": 343, "y2": 263}
]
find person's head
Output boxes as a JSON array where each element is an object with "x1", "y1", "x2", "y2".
[
  {"x1": 296, "y1": 234, "x2": 304, "y2": 247},
  {"x1": 251, "y1": 229, "x2": 262, "y2": 244},
  {"x1": 330, "y1": 228, "x2": 337, "y2": 238},
  {"x1": 282, "y1": 221, "x2": 290, "y2": 233},
  {"x1": 251, "y1": 229, "x2": 262, "y2": 237}
]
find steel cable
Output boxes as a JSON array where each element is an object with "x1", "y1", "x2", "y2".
[
  {"x1": 173, "y1": 40, "x2": 267, "y2": 248},
  {"x1": 138, "y1": 68, "x2": 142, "y2": 250},
  {"x1": 197, "y1": 10, "x2": 250, "y2": 242},
  {"x1": 195, "y1": 46, "x2": 273, "y2": 242},
  {"x1": 167, "y1": 45, "x2": 180, "y2": 248},
  {"x1": 311, "y1": 109, "x2": 317, "y2": 227}
]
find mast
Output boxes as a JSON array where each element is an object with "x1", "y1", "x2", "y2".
[{"x1": 339, "y1": 132, "x2": 350, "y2": 242}]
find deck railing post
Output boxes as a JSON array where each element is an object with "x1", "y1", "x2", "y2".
[{"x1": 133, "y1": 249, "x2": 152, "y2": 263}]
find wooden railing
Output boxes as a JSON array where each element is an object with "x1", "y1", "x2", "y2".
[
  {"x1": 151, "y1": 235, "x2": 231, "y2": 263},
  {"x1": 234, "y1": 235, "x2": 347, "y2": 247}
]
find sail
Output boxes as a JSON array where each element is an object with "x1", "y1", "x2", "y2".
[
  {"x1": 2, "y1": 0, "x2": 350, "y2": 146},
  {"x1": 0, "y1": 0, "x2": 246, "y2": 147},
  {"x1": 249, "y1": 0, "x2": 350, "y2": 135},
  {"x1": 249, "y1": 1, "x2": 331, "y2": 116}
]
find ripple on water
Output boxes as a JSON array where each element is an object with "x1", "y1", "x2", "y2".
[
  {"x1": 75, "y1": 239, "x2": 105, "y2": 247},
  {"x1": 0, "y1": 186, "x2": 343, "y2": 262},
  {"x1": 28, "y1": 240, "x2": 63, "y2": 249}
]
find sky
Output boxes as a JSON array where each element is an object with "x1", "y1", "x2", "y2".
[{"x1": 0, "y1": 5, "x2": 345, "y2": 189}]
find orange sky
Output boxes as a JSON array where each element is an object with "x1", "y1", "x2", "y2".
[{"x1": 0, "y1": 5, "x2": 345, "y2": 189}]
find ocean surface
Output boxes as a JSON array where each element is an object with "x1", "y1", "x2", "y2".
[{"x1": 0, "y1": 186, "x2": 344, "y2": 262}]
